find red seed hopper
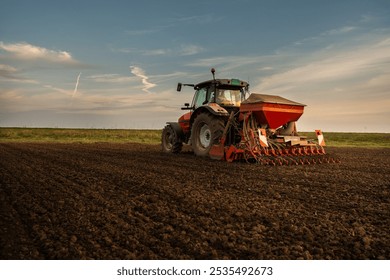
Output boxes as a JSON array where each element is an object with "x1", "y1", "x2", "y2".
[
  {"x1": 240, "y1": 93, "x2": 306, "y2": 129},
  {"x1": 217, "y1": 93, "x2": 333, "y2": 164}
]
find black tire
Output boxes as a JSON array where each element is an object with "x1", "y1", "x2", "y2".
[
  {"x1": 191, "y1": 113, "x2": 224, "y2": 157},
  {"x1": 161, "y1": 124, "x2": 183, "y2": 153}
]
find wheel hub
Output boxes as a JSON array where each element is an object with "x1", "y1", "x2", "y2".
[
  {"x1": 199, "y1": 124, "x2": 211, "y2": 148},
  {"x1": 165, "y1": 132, "x2": 173, "y2": 148}
]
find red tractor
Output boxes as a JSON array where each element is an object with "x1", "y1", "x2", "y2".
[{"x1": 162, "y1": 69, "x2": 332, "y2": 165}]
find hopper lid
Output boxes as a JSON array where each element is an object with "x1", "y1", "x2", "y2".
[{"x1": 243, "y1": 93, "x2": 306, "y2": 106}]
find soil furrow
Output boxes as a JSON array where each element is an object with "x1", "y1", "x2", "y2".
[{"x1": 1, "y1": 143, "x2": 389, "y2": 259}]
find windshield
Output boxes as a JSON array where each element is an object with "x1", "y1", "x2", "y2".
[{"x1": 214, "y1": 88, "x2": 244, "y2": 107}]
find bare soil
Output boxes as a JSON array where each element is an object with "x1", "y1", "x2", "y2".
[{"x1": 0, "y1": 143, "x2": 389, "y2": 259}]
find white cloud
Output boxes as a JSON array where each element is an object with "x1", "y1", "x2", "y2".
[
  {"x1": 256, "y1": 36, "x2": 390, "y2": 93},
  {"x1": 0, "y1": 41, "x2": 79, "y2": 64},
  {"x1": 129, "y1": 66, "x2": 157, "y2": 93}
]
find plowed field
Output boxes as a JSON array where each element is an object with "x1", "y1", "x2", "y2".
[{"x1": 0, "y1": 143, "x2": 389, "y2": 259}]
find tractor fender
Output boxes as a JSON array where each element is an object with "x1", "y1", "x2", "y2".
[
  {"x1": 166, "y1": 122, "x2": 185, "y2": 141},
  {"x1": 205, "y1": 103, "x2": 229, "y2": 116},
  {"x1": 190, "y1": 104, "x2": 229, "y2": 125}
]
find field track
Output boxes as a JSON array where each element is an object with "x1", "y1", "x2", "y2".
[{"x1": 1, "y1": 143, "x2": 389, "y2": 259}]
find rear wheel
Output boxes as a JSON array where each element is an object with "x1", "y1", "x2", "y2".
[
  {"x1": 161, "y1": 124, "x2": 183, "y2": 153},
  {"x1": 191, "y1": 113, "x2": 224, "y2": 157}
]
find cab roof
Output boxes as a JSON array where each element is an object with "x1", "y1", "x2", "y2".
[{"x1": 194, "y1": 78, "x2": 248, "y2": 90}]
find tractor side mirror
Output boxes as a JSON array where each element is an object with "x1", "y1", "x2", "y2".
[
  {"x1": 177, "y1": 83, "x2": 182, "y2": 92},
  {"x1": 181, "y1": 103, "x2": 192, "y2": 110}
]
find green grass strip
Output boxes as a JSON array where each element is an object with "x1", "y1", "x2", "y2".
[{"x1": 1, "y1": 128, "x2": 389, "y2": 148}]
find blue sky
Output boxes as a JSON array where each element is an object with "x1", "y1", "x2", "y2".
[{"x1": 1, "y1": 0, "x2": 389, "y2": 132}]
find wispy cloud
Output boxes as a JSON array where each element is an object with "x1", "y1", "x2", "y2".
[
  {"x1": 125, "y1": 29, "x2": 159, "y2": 36},
  {"x1": 43, "y1": 84, "x2": 71, "y2": 95},
  {"x1": 113, "y1": 47, "x2": 169, "y2": 56},
  {"x1": 0, "y1": 63, "x2": 38, "y2": 83},
  {"x1": 187, "y1": 55, "x2": 272, "y2": 73},
  {"x1": 143, "y1": 49, "x2": 169, "y2": 56},
  {"x1": 151, "y1": 71, "x2": 188, "y2": 83},
  {"x1": 129, "y1": 66, "x2": 156, "y2": 93},
  {"x1": 169, "y1": 14, "x2": 221, "y2": 25},
  {"x1": 0, "y1": 64, "x2": 17, "y2": 74},
  {"x1": 114, "y1": 43, "x2": 204, "y2": 57},
  {"x1": 0, "y1": 64, "x2": 19, "y2": 80},
  {"x1": 125, "y1": 25, "x2": 171, "y2": 36},
  {"x1": 125, "y1": 14, "x2": 218, "y2": 36},
  {"x1": 88, "y1": 74, "x2": 136, "y2": 83},
  {"x1": 72, "y1": 72, "x2": 82, "y2": 99},
  {"x1": 179, "y1": 44, "x2": 205, "y2": 56},
  {"x1": 0, "y1": 41, "x2": 80, "y2": 64},
  {"x1": 322, "y1": 26, "x2": 356, "y2": 36}
]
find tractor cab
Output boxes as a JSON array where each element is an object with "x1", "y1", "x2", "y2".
[
  {"x1": 175, "y1": 69, "x2": 249, "y2": 136},
  {"x1": 190, "y1": 79, "x2": 248, "y2": 110},
  {"x1": 177, "y1": 68, "x2": 249, "y2": 112}
]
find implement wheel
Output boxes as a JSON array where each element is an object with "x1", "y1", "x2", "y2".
[
  {"x1": 191, "y1": 113, "x2": 224, "y2": 157},
  {"x1": 161, "y1": 124, "x2": 183, "y2": 153}
]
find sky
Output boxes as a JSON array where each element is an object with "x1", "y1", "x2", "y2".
[{"x1": 1, "y1": 0, "x2": 389, "y2": 132}]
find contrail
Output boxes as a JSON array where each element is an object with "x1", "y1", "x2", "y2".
[
  {"x1": 72, "y1": 72, "x2": 82, "y2": 98},
  {"x1": 130, "y1": 66, "x2": 156, "y2": 93}
]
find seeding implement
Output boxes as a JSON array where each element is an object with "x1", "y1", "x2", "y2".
[{"x1": 162, "y1": 69, "x2": 336, "y2": 165}]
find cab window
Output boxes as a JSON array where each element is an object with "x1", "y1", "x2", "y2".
[
  {"x1": 192, "y1": 88, "x2": 207, "y2": 109},
  {"x1": 215, "y1": 88, "x2": 243, "y2": 106}
]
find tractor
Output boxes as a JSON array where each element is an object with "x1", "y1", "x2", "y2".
[{"x1": 161, "y1": 68, "x2": 333, "y2": 165}]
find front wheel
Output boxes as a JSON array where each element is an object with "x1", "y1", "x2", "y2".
[
  {"x1": 191, "y1": 113, "x2": 224, "y2": 157},
  {"x1": 161, "y1": 124, "x2": 183, "y2": 153}
]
